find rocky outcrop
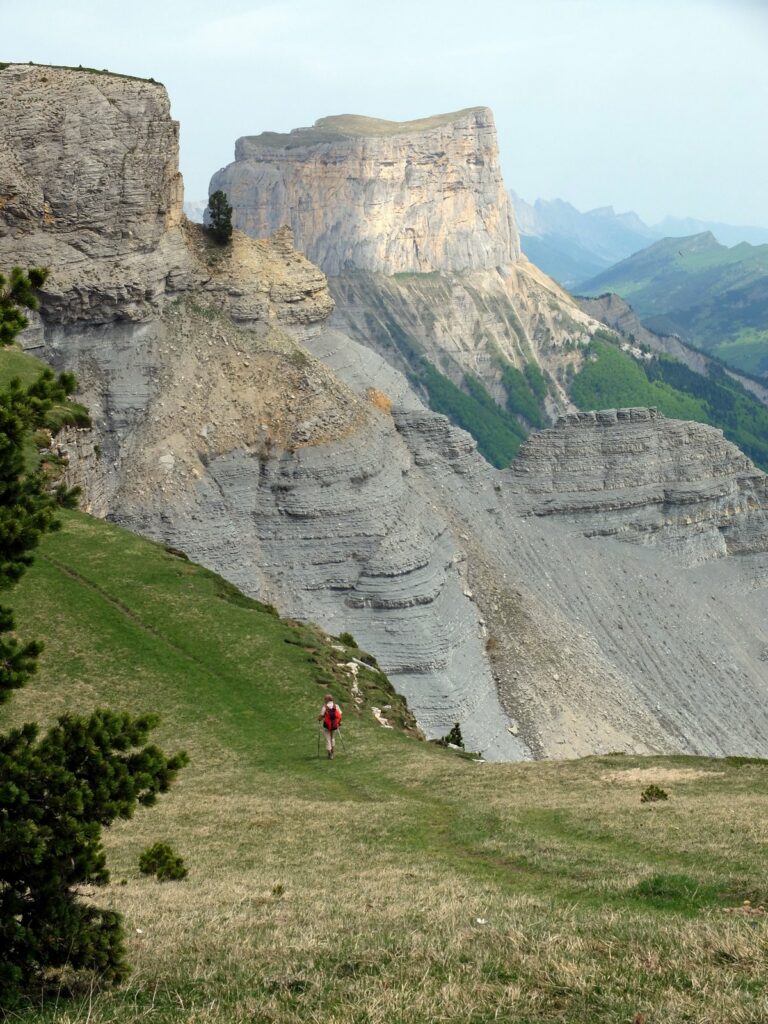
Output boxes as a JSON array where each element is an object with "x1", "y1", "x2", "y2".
[
  {"x1": 0, "y1": 65, "x2": 334, "y2": 332},
  {"x1": 312, "y1": 335, "x2": 768, "y2": 759},
  {"x1": 0, "y1": 64, "x2": 196, "y2": 322},
  {"x1": 53, "y1": 301, "x2": 525, "y2": 761},
  {"x1": 211, "y1": 107, "x2": 600, "y2": 407},
  {"x1": 508, "y1": 408, "x2": 768, "y2": 563},
  {"x1": 211, "y1": 108, "x2": 519, "y2": 276},
  {"x1": 326, "y1": 260, "x2": 594, "y2": 407}
]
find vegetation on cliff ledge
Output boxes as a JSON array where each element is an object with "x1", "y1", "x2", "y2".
[{"x1": 572, "y1": 338, "x2": 768, "y2": 469}]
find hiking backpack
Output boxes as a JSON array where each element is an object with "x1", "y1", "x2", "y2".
[{"x1": 324, "y1": 703, "x2": 342, "y2": 731}]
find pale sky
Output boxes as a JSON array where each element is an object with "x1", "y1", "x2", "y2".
[{"x1": 5, "y1": 0, "x2": 767, "y2": 226}]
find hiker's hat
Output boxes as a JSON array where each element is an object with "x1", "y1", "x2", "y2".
[{"x1": 324, "y1": 693, "x2": 333, "y2": 701}]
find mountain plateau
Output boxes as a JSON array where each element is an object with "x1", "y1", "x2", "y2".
[{"x1": 211, "y1": 109, "x2": 599, "y2": 420}]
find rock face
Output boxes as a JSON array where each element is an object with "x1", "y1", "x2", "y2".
[
  {"x1": 4, "y1": 67, "x2": 768, "y2": 762},
  {"x1": 0, "y1": 65, "x2": 335, "y2": 332},
  {"x1": 211, "y1": 108, "x2": 599, "y2": 404},
  {"x1": 0, "y1": 64, "x2": 197, "y2": 323},
  {"x1": 509, "y1": 408, "x2": 768, "y2": 563},
  {"x1": 326, "y1": 261, "x2": 594, "y2": 408},
  {"x1": 211, "y1": 108, "x2": 519, "y2": 276},
  {"x1": 307, "y1": 336, "x2": 768, "y2": 760}
]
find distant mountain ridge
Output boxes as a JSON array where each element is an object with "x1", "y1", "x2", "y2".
[
  {"x1": 510, "y1": 191, "x2": 768, "y2": 290},
  {"x1": 579, "y1": 231, "x2": 768, "y2": 379},
  {"x1": 510, "y1": 192, "x2": 657, "y2": 286},
  {"x1": 655, "y1": 216, "x2": 768, "y2": 249}
]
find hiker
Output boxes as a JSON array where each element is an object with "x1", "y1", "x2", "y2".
[{"x1": 319, "y1": 693, "x2": 342, "y2": 759}]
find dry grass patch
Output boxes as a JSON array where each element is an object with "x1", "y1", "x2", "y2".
[
  {"x1": 601, "y1": 767, "x2": 726, "y2": 785},
  {"x1": 5, "y1": 515, "x2": 768, "y2": 1022}
]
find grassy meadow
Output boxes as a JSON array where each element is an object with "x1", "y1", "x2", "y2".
[{"x1": 1, "y1": 510, "x2": 767, "y2": 1023}]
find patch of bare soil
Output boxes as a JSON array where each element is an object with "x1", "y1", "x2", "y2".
[{"x1": 601, "y1": 767, "x2": 725, "y2": 785}]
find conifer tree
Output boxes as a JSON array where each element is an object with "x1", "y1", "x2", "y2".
[
  {"x1": 206, "y1": 189, "x2": 233, "y2": 245},
  {"x1": 0, "y1": 268, "x2": 187, "y2": 1006}
]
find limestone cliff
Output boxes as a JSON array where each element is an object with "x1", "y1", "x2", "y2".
[
  {"x1": 211, "y1": 108, "x2": 519, "y2": 276},
  {"x1": 0, "y1": 64, "x2": 196, "y2": 322},
  {"x1": 211, "y1": 108, "x2": 598, "y2": 409},
  {"x1": 3, "y1": 66, "x2": 768, "y2": 761},
  {"x1": 509, "y1": 408, "x2": 768, "y2": 564}
]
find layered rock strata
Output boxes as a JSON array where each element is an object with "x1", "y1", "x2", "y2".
[
  {"x1": 53, "y1": 301, "x2": 525, "y2": 760},
  {"x1": 309, "y1": 329, "x2": 768, "y2": 758},
  {"x1": 211, "y1": 108, "x2": 519, "y2": 276},
  {"x1": 211, "y1": 108, "x2": 599, "y2": 405},
  {"x1": 0, "y1": 63, "x2": 195, "y2": 322},
  {"x1": 4, "y1": 66, "x2": 768, "y2": 761},
  {"x1": 0, "y1": 65, "x2": 523, "y2": 758},
  {"x1": 508, "y1": 408, "x2": 768, "y2": 564}
]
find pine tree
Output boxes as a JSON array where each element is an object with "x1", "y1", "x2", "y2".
[
  {"x1": 0, "y1": 268, "x2": 187, "y2": 1006},
  {"x1": 206, "y1": 190, "x2": 233, "y2": 245}
]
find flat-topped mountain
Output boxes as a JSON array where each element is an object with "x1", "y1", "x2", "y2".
[
  {"x1": 212, "y1": 107, "x2": 519, "y2": 276},
  {"x1": 213, "y1": 105, "x2": 600, "y2": 444}
]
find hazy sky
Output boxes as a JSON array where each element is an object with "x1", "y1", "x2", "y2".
[{"x1": 5, "y1": 0, "x2": 767, "y2": 226}]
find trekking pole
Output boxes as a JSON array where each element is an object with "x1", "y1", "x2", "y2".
[{"x1": 337, "y1": 727, "x2": 346, "y2": 754}]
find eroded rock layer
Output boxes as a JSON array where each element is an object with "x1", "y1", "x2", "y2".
[
  {"x1": 211, "y1": 108, "x2": 519, "y2": 276},
  {"x1": 508, "y1": 409, "x2": 768, "y2": 563},
  {"x1": 3, "y1": 66, "x2": 768, "y2": 761},
  {"x1": 211, "y1": 107, "x2": 600, "y2": 403}
]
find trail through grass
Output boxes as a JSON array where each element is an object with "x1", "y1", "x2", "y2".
[{"x1": 4, "y1": 512, "x2": 768, "y2": 1023}]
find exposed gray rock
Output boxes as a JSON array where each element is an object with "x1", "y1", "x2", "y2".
[
  {"x1": 4, "y1": 67, "x2": 768, "y2": 764},
  {"x1": 508, "y1": 409, "x2": 768, "y2": 564},
  {"x1": 312, "y1": 331, "x2": 768, "y2": 759},
  {"x1": 0, "y1": 64, "x2": 194, "y2": 323},
  {"x1": 326, "y1": 264, "x2": 596, "y2": 408},
  {"x1": 0, "y1": 64, "x2": 333, "y2": 333}
]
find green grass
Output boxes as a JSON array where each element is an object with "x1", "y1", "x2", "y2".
[
  {"x1": 0, "y1": 345, "x2": 53, "y2": 389},
  {"x1": 713, "y1": 329, "x2": 768, "y2": 377},
  {"x1": 579, "y1": 233, "x2": 768, "y2": 377},
  {"x1": 3, "y1": 511, "x2": 768, "y2": 1022},
  {"x1": 571, "y1": 339, "x2": 768, "y2": 469}
]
